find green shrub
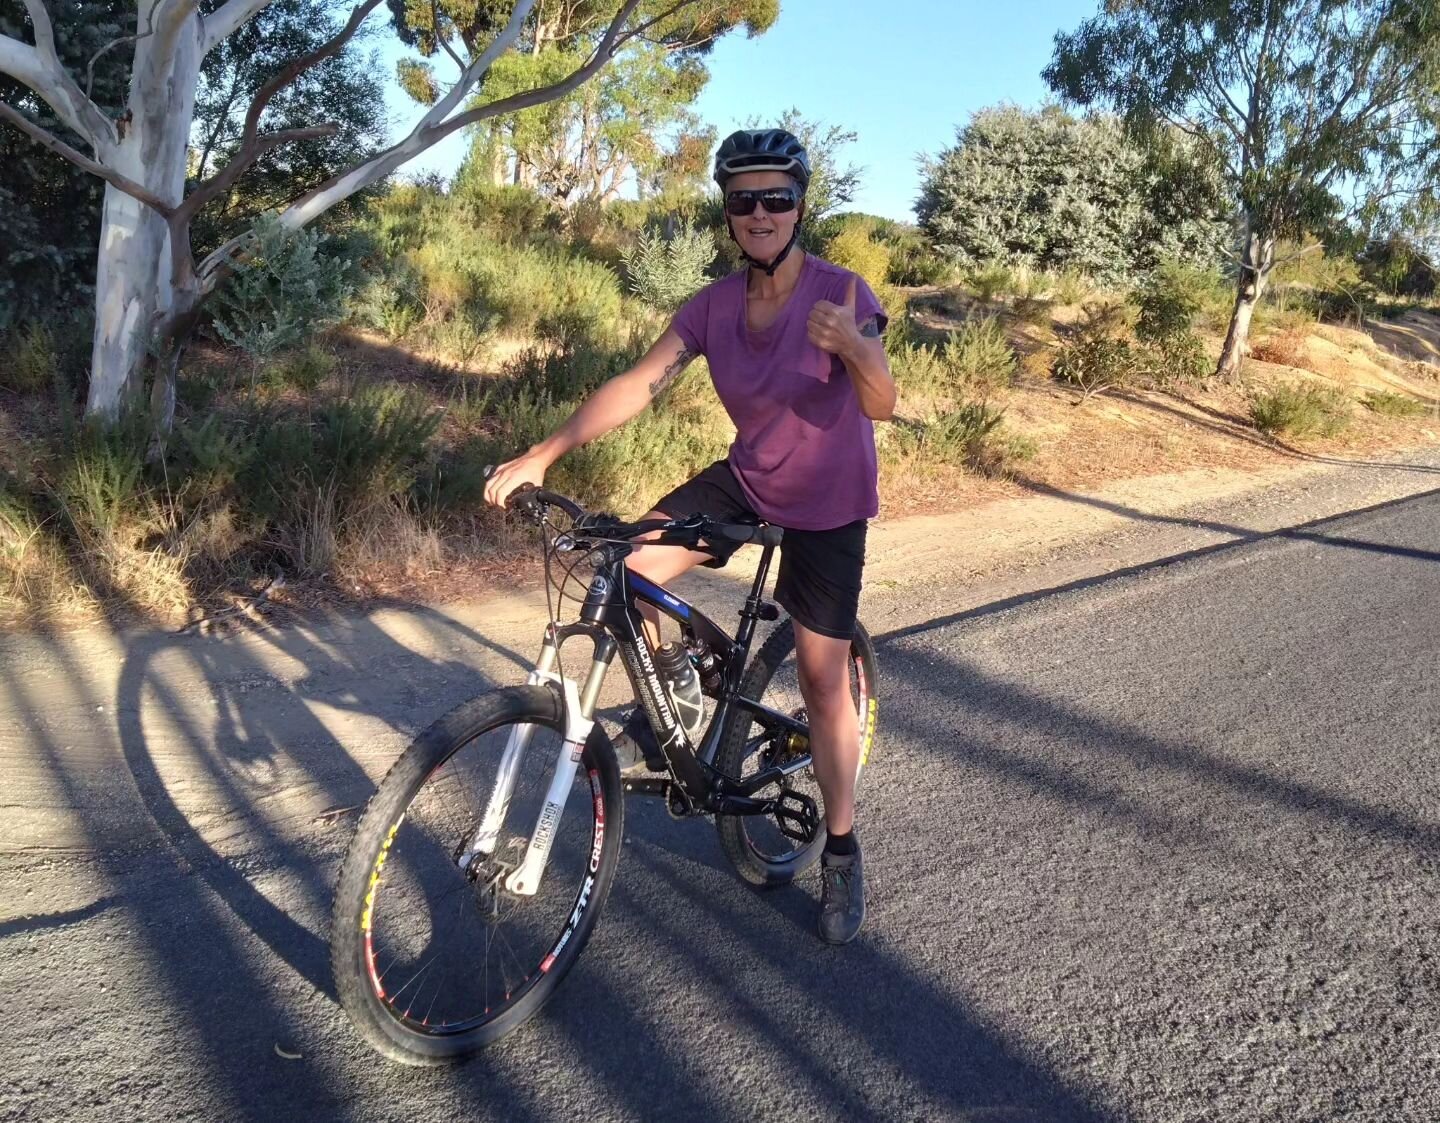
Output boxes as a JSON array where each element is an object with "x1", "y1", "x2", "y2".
[
  {"x1": 940, "y1": 315, "x2": 1016, "y2": 391},
  {"x1": 885, "y1": 400, "x2": 1032, "y2": 477},
  {"x1": 1135, "y1": 261, "x2": 1214, "y2": 383},
  {"x1": 264, "y1": 345, "x2": 336, "y2": 392},
  {"x1": 883, "y1": 231, "x2": 952, "y2": 287},
  {"x1": 1051, "y1": 269, "x2": 1092, "y2": 305},
  {"x1": 2, "y1": 321, "x2": 58, "y2": 394},
  {"x1": 352, "y1": 257, "x2": 426, "y2": 340},
  {"x1": 412, "y1": 440, "x2": 493, "y2": 514},
  {"x1": 824, "y1": 218, "x2": 892, "y2": 294},
  {"x1": 888, "y1": 342, "x2": 949, "y2": 401},
  {"x1": 55, "y1": 416, "x2": 153, "y2": 539},
  {"x1": 503, "y1": 332, "x2": 648, "y2": 402},
  {"x1": 550, "y1": 398, "x2": 732, "y2": 514},
  {"x1": 620, "y1": 223, "x2": 715, "y2": 311},
  {"x1": 452, "y1": 182, "x2": 553, "y2": 241},
  {"x1": 1053, "y1": 336, "x2": 1145, "y2": 401},
  {"x1": 968, "y1": 262, "x2": 1016, "y2": 303},
  {"x1": 169, "y1": 415, "x2": 246, "y2": 516},
  {"x1": 212, "y1": 215, "x2": 353, "y2": 370},
  {"x1": 1249, "y1": 381, "x2": 1352, "y2": 438},
  {"x1": 1361, "y1": 389, "x2": 1428, "y2": 418},
  {"x1": 241, "y1": 387, "x2": 441, "y2": 524}
]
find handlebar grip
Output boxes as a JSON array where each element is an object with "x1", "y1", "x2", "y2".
[{"x1": 713, "y1": 523, "x2": 784, "y2": 548}]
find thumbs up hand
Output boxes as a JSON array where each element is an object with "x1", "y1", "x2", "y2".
[{"x1": 807, "y1": 274, "x2": 863, "y2": 358}]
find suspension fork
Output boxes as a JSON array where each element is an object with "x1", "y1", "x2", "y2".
[
  {"x1": 459, "y1": 641, "x2": 561, "y2": 866},
  {"x1": 504, "y1": 644, "x2": 614, "y2": 896}
]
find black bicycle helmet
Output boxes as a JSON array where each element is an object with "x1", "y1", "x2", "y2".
[
  {"x1": 714, "y1": 129, "x2": 811, "y2": 276},
  {"x1": 713, "y1": 128, "x2": 811, "y2": 191}
]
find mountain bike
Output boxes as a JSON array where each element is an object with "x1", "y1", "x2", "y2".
[{"x1": 329, "y1": 482, "x2": 879, "y2": 1065}]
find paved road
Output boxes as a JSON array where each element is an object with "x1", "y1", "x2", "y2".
[{"x1": 3, "y1": 480, "x2": 1439, "y2": 1122}]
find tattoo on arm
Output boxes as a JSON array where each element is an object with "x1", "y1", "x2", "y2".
[
  {"x1": 649, "y1": 349, "x2": 696, "y2": 397},
  {"x1": 858, "y1": 315, "x2": 881, "y2": 339}
]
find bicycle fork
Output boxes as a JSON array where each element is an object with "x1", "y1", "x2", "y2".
[{"x1": 458, "y1": 641, "x2": 612, "y2": 897}]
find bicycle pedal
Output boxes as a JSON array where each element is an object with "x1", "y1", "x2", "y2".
[{"x1": 774, "y1": 789, "x2": 820, "y2": 844}]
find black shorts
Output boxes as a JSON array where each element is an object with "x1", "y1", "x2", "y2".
[{"x1": 653, "y1": 460, "x2": 867, "y2": 641}]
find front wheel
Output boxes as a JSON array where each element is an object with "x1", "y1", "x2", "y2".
[
  {"x1": 330, "y1": 685, "x2": 622, "y2": 1065},
  {"x1": 714, "y1": 619, "x2": 879, "y2": 887}
]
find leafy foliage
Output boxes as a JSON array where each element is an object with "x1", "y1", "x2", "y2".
[
  {"x1": 212, "y1": 217, "x2": 354, "y2": 370},
  {"x1": 939, "y1": 316, "x2": 1017, "y2": 392},
  {"x1": 1045, "y1": 0, "x2": 1440, "y2": 375},
  {"x1": 190, "y1": 0, "x2": 388, "y2": 254},
  {"x1": 917, "y1": 106, "x2": 1230, "y2": 286},
  {"x1": 822, "y1": 218, "x2": 891, "y2": 293},
  {"x1": 423, "y1": 0, "x2": 777, "y2": 201},
  {"x1": 1, "y1": 322, "x2": 59, "y2": 394},
  {"x1": 0, "y1": 0, "x2": 130, "y2": 328},
  {"x1": 1359, "y1": 234, "x2": 1437, "y2": 298},
  {"x1": 1362, "y1": 389, "x2": 1428, "y2": 418},
  {"x1": 620, "y1": 223, "x2": 716, "y2": 310},
  {"x1": 1134, "y1": 260, "x2": 1214, "y2": 382},
  {"x1": 884, "y1": 231, "x2": 952, "y2": 286},
  {"x1": 1249, "y1": 381, "x2": 1352, "y2": 438}
]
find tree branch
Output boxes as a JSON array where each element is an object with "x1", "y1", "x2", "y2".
[
  {"x1": 186, "y1": 123, "x2": 338, "y2": 213},
  {"x1": 258, "y1": 0, "x2": 545, "y2": 239},
  {"x1": 415, "y1": 0, "x2": 647, "y2": 150},
  {"x1": 0, "y1": 100, "x2": 171, "y2": 213},
  {"x1": 2, "y1": 1, "x2": 118, "y2": 148},
  {"x1": 86, "y1": 18, "x2": 156, "y2": 100},
  {"x1": 181, "y1": 0, "x2": 379, "y2": 222},
  {"x1": 201, "y1": 0, "x2": 278, "y2": 56},
  {"x1": 428, "y1": 0, "x2": 465, "y2": 72},
  {"x1": 239, "y1": 0, "x2": 380, "y2": 155},
  {"x1": 150, "y1": 0, "x2": 202, "y2": 56}
]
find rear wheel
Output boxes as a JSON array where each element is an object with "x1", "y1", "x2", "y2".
[
  {"x1": 714, "y1": 620, "x2": 879, "y2": 887},
  {"x1": 330, "y1": 685, "x2": 622, "y2": 1064}
]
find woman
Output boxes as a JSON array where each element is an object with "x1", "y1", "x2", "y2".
[{"x1": 485, "y1": 128, "x2": 895, "y2": 944}]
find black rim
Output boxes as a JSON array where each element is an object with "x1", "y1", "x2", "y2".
[{"x1": 359, "y1": 719, "x2": 606, "y2": 1035}]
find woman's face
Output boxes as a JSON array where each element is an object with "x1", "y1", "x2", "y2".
[{"x1": 726, "y1": 170, "x2": 802, "y2": 264}]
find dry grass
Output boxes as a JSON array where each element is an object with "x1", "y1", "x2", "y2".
[{"x1": 1250, "y1": 329, "x2": 1309, "y2": 368}]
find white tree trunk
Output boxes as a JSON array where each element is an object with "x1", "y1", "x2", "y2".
[
  {"x1": 85, "y1": 7, "x2": 203, "y2": 419},
  {"x1": 1217, "y1": 224, "x2": 1276, "y2": 383}
]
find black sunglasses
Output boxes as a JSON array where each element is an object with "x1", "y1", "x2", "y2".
[{"x1": 725, "y1": 187, "x2": 800, "y2": 217}]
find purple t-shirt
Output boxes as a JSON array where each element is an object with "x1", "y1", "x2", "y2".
[{"x1": 670, "y1": 255, "x2": 886, "y2": 532}]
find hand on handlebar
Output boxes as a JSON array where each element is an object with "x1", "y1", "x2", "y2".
[{"x1": 484, "y1": 452, "x2": 549, "y2": 509}]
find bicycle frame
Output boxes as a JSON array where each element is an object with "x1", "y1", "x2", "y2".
[{"x1": 467, "y1": 534, "x2": 814, "y2": 896}]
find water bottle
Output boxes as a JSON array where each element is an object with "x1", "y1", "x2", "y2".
[{"x1": 654, "y1": 641, "x2": 706, "y2": 741}]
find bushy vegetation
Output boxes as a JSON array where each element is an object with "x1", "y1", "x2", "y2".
[
  {"x1": 212, "y1": 217, "x2": 354, "y2": 374},
  {"x1": 917, "y1": 106, "x2": 1230, "y2": 286},
  {"x1": 620, "y1": 222, "x2": 715, "y2": 311},
  {"x1": 1361, "y1": 389, "x2": 1428, "y2": 418},
  {"x1": 1249, "y1": 381, "x2": 1352, "y2": 439},
  {"x1": 822, "y1": 216, "x2": 892, "y2": 293},
  {"x1": 1134, "y1": 261, "x2": 1214, "y2": 383}
]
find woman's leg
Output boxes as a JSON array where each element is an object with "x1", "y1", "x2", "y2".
[
  {"x1": 792, "y1": 620, "x2": 861, "y2": 834},
  {"x1": 625, "y1": 509, "x2": 713, "y2": 645}
]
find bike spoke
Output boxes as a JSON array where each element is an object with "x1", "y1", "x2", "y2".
[{"x1": 365, "y1": 717, "x2": 599, "y2": 1034}]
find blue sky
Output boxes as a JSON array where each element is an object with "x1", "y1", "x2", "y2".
[{"x1": 380, "y1": 0, "x2": 1097, "y2": 221}]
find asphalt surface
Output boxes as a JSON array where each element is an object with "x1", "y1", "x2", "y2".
[{"x1": 3, "y1": 476, "x2": 1440, "y2": 1122}]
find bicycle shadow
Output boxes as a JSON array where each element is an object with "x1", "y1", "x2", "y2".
[{"x1": 109, "y1": 603, "x2": 529, "y2": 996}]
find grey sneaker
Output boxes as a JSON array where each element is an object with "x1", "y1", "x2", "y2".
[
  {"x1": 818, "y1": 844, "x2": 865, "y2": 945},
  {"x1": 615, "y1": 710, "x2": 666, "y2": 777}
]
